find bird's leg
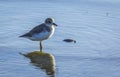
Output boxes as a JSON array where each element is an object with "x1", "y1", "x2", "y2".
[{"x1": 40, "y1": 41, "x2": 43, "y2": 52}]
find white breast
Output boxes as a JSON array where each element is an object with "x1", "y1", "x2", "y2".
[{"x1": 49, "y1": 25, "x2": 55, "y2": 38}]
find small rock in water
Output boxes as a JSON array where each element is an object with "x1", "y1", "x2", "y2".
[
  {"x1": 63, "y1": 39, "x2": 76, "y2": 43},
  {"x1": 19, "y1": 51, "x2": 56, "y2": 76}
]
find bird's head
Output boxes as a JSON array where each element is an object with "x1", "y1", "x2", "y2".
[{"x1": 45, "y1": 18, "x2": 58, "y2": 27}]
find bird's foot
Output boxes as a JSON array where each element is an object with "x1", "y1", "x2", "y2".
[{"x1": 40, "y1": 50, "x2": 43, "y2": 53}]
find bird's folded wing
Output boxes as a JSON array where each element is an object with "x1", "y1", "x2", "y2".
[
  {"x1": 19, "y1": 24, "x2": 49, "y2": 37},
  {"x1": 29, "y1": 24, "x2": 45, "y2": 34}
]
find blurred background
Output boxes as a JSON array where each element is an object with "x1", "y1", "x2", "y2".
[{"x1": 0, "y1": 0, "x2": 120, "y2": 77}]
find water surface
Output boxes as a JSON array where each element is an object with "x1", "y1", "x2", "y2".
[{"x1": 0, "y1": 0, "x2": 120, "y2": 77}]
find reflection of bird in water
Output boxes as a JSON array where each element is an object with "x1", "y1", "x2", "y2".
[
  {"x1": 20, "y1": 51, "x2": 56, "y2": 77},
  {"x1": 19, "y1": 18, "x2": 58, "y2": 52}
]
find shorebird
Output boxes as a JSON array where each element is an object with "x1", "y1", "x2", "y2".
[{"x1": 19, "y1": 18, "x2": 58, "y2": 52}]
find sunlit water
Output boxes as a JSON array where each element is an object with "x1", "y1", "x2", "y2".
[{"x1": 0, "y1": 0, "x2": 120, "y2": 77}]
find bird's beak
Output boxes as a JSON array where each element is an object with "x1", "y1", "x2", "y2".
[{"x1": 53, "y1": 23, "x2": 58, "y2": 26}]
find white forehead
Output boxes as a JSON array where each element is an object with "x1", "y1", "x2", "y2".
[{"x1": 46, "y1": 18, "x2": 54, "y2": 22}]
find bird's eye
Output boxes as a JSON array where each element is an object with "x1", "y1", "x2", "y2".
[{"x1": 48, "y1": 21, "x2": 51, "y2": 23}]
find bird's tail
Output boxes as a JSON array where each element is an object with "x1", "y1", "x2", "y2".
[{"x1": 19, "y1": 33, "x2": 31, "y2": 37}]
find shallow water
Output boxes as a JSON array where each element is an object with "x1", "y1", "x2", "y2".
[{"x1": 0, "y1": 0, "x2": 120, "y2": 77}]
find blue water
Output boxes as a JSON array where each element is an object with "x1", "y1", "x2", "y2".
[{"x1": 0, "y1": 0, "x2": 120, "y2": 77}]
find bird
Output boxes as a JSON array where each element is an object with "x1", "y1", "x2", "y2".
[{"x1": 19, "y1": 18, "x2": 58, "y2": 52}]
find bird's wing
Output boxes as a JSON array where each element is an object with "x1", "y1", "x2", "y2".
[
  {"x1": 30, "y1": 23, "x2": 51, "y2": 34},
  {"x1": 29, "y1": 23, "x2": 45, "y2": 34},
  {"x1": 19, "y1": 24, "x2": 45, "y2": 37}
]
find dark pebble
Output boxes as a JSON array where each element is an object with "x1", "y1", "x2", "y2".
[{"x1": 63, "y1": 39, "x2": 76, "y2": 43}]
